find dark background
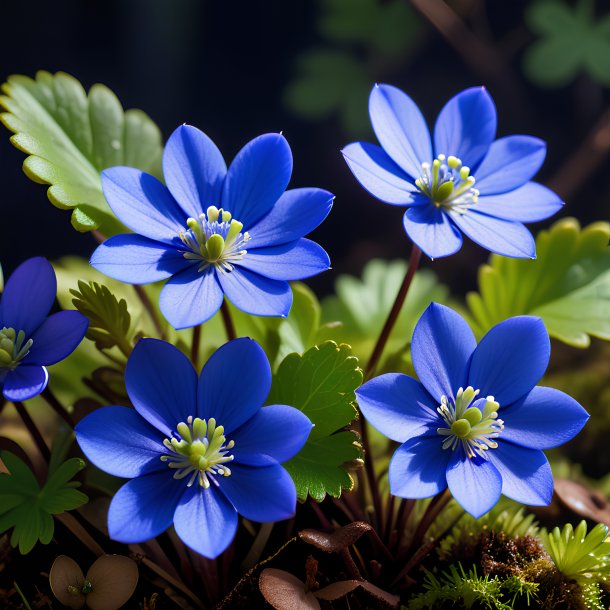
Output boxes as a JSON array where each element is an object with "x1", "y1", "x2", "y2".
[{"x1": 1, "y1": 0, "x2": 609, "y2": 296}]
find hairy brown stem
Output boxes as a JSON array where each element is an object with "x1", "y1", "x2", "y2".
[
  {"x1": 191, "y1": 325, "x2": 201, "y2": 365},
  {"x1": 133, "y1": 285, "x2": 166, "y2": 340},
  {"x1": 220, "y1": 300, "x2": 237, "y2": 341},
  {"x1": 42, "y1": 387, "x2": 74, "y2": 428},
  {"x1": 14, "y1": 401, "x2": 50, "y2": 462}
]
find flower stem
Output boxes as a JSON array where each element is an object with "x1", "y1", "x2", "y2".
[
  {"x1": 220, "y1": 300, "x2": 237, "y2": 341},
  {"x1": 191, "y1": 325, "x2": 201, "y2": 365},
  {"x1": 133, "y1": 284, "x2": 166, "y2": 340},
  {"x1": 14, "y1": 401, "x2": 50, "y2": 462},
  {"x1": 42, "y1": 387, "x2": 74, "y2": 428},
  {"x1": 365, "y1": 244, "x2": 422, "y2": 380},
  {"x1": 360, "y1": 421, "x2": 383, "y2": 530}
]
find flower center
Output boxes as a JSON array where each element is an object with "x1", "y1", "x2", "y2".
[
  {"x1": 415, "y1": 155, "x2": 479, "y2": 213},
  {"x1": 436, "y1": 386, "x2": 504, "y2": 459},
  {"x1": 179, "y1": 206, "x2": 251, "y2": 273},
  {"x1": 0, "y1": 327, "x2": 33, "y2": 371},
  {"x1": 161, "y1": 416, "x2": 235, "y2": 488}
]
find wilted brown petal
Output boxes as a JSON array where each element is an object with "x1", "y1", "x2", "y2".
[
  {"x1": 314, "y1": 580, "x2": 399, "y2": 608},
  {"x1": 299, "y1": 521, "x2": 372, "y2": 552},
  {"x1": 259, "y1": 568, "x2": 320, "y2": 610},
  {"x1": 49, "y1": 555, "x2": 86, "y2": 610},
  {"x1": 85, "y1": 555, "x2": 139, "y2": 610}
]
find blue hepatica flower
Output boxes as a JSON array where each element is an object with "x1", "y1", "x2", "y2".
[
  {"x1": 342, "y1": 84, "x2": 564, "y2": 259},
  {"x1": 356, "y1": 303, "x2": 589, "y2": 518},
  {"x1": 75, "y1": 337, "x2": 312, "y2": 558},
  {"x1": 91, "y1": 125, "x2": 333, "y2": 329},
  {"x1": 0, "y1": 257, "x2": 88, "y2": 402}
]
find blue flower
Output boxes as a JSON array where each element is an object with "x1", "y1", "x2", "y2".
[
  {"x1": 356, "y1": 303, "x2": 589, "y2": 518},
  {"x1": 0, "y1": 257, "x2": 88, "y2": 402},
  {"x1": 342, "y1": 85, "x2": 563, "y2": 259},
  {"x1": 75, "y1": 337, "x2": 312, "y2": 558},
  {"x1": 91, "y1": 125, "x2": 333, "y2": 329}
]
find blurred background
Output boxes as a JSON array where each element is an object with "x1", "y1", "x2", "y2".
[{"x1": 1, "y1": 0, "x2": 609, "y2": 296}]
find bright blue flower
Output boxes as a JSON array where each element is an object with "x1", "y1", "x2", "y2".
[
  {"x1": 0, "y1": 257, "x2": 88, "y2": 402},
  {"x1": 91, "y1": 125, "x2": 333, "y2": 329},
  {"x1": 75, "y1": 337, "x2": 312, "y2": 558},
  {"x1": 342, "y1": 85, "x2": 564, "y2": 259},
  {"x1": 356, "y1": 303, "x2": 589, "y2": 518}
]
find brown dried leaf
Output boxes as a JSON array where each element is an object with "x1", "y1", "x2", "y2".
[
  {"x1": 313, "y1": 580, "x2": 360, "y2": 600},
  {"x1": 49, "y1": 555, "x2": 86, "y2": 610},
  {"x1": 259, "y1": 568, "x2": 320, "y2": 610},
  {"x1": 85, "y1": 555, "x2": 139, "y2": 610},
  {"x1": 299, "y1": 521, "x2": 372, "y2": 552},
  {"x1": 554, "y1": 479, "x2": 610, "y2": 526}
]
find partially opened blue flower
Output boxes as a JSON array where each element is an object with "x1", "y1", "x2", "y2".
[
  {"x1": 342, "y1": 85, "x2": 563, "y2": 259},
  {"x1": 91, "y1": 125, "x2": 333, "y2": 329},
  {"x1": 75, "y1": 337, "x2": 312, "y2": 558},
  {"x1": 356, "y1": 303, "x2": 588, "y2": 518},
  {"x1": 0, "y1": 257, "x2": 88, "y2": 402}
]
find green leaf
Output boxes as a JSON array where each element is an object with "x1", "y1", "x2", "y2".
[
  {"x1": 268, "y1": 342, "x2": 362, "y2": 501},
  {"x1": 0, "y1": 71, "x2": 163, "y2": 233},
  {"x1": 0, "y1": 452, "x2": 88, "y2": 554},
  {"x1": 465, "y1": 218, "x2": 610, "y2": 347}
]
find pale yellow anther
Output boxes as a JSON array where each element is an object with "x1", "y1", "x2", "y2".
[
  {"x1": 221, "y1": 210, "x2": 232, "y2": 222},
  {"x1": 206, "y1": 206, "x2": 220, "y2": 222},
  {"x1": 447, "y1": 155, "x2": 461, "y2": 170}
]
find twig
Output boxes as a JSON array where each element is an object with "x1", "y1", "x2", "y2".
[
  {"x1": 55, "y1": 512, "x2": 105, "y2": 557},
  {"x1": 14, "y1": 401, "x2": 50, "y2": 462},
  {"x1": 220, "y1": 300, "x2": 237, "y2": 341}
]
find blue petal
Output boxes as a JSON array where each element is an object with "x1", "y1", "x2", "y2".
[
  {"x1": 219, "y1": 463, "x2": 297, "y2": 522},
  {"x1": 162, "y1": 124, "x2": 227, "y2": 219},
  {"x1": 475, "y1": 136, "x2": 547, "y2": 194},
  {"x1": 402, "y1": 206, "x2": 463, "y2": 259},
  {"x1": 500, "y1": 386, "x2": 589, "y2": 449},
  {"x1": 221, "y1": 133, "x2": 292, "y2": 228},
  {"x1": 486, "y1": 442, "x2": 553, "y2": 505},
  {"x1": 101, "y1": 167, "x2": 187, "y2": 243},
  {"x1": 24, "y1": 311, "x2": 88, "y2": 366},
  {"x1": 197, "y1": 338, "x2": 271, "y2": 433},
  {"x1": 448, "y1": 211, "x2": 535, "y2": 258},
  {"x1": 246, "y1": 188, "x2": 333, "y2": 249},
  {"x1": 1, "y1": 257, "x2": 56, "y2": 336},
  {"x1": 468, "y1": 316, "x2": 550, "y2": 406},
  {"x1": 446, "y1": 452, "x2": 502, "y2": 518},
  {"x1": 173, "y1": 487, "x2": 238, "y2": 559},
  {"x1": 356, "y1": 374, "x2": 438, "y2": 443},
  {"x1": 411, "y1": 303, "x2": 476, "y2": 402},
  {"x1": 159, "y1": 266, "x2": 224, "y2": 330},
  {"x1": 107, "y1": 471, "x2": 183, "y2": 543},
  {"x1": 238, "y1": 239, "x2": 330, "y2": 280},
  {"x1": 125, "y1": 338, "x2": 198, "y2": 436},
  {"x1": 389, "y1": 437, "x2": 448, "y2": 499},
  {"x1": 341, "y1": 142, "x2": 419, "y2": 205},
  {"x1": 369, "y1": 84, "x2": 432, "y2": 179},
  {"x1": 217, "y1": 267, "x2": 292, "y2": 318},
  {"x1": 91, "y1": 234, "x2": 189, "y2": 284},
  {"x1": 474, "y1": 182, "x2": 564, "y2": 222},
  {"x1": 230, "y1": 405, "x2": 312, "y2": 466},
  {"x1": 434, "y1": 87, "x2": 497, "y2": 168},
  {"x1": 2, "y1": 365, "x2": 48, "y2": 401},
  {"x1": 75, "y1": 406, "x2": 165, "y2": 478}
]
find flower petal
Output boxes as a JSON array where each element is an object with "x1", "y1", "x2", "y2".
[
  {"x1": 24, "y1": 311, "x2": 88, "y2": 366},
  {"x1": 125, "y1": 338, "x2": 198, "y2": 436},
  {"x1": 107, "y1": 471, "x2": 183, "y2": 543},
  {"x1": 246, "y1": 187, "x2": 334, "y2": 249},
  {"x1": 219, "y1": 463, "x2": 297, "y2": 522},
  {"x1": 159, "y1": 266, "x2": 224, "y2": 329},
  {"x1": 2, "y1": 366, "x2": 48, "y2": 401},
  {"x1": 402, "y1": 206, "x2": 463, "y2": 259},
  {"x1": 341, "y1": 142, "x2": 419, "y2": 205},
  {"x1": 468, "y1": 316, "x2": 550, "y2": 406},
  {"x1": 101, "y1": 167, "x2": 187, "y2": 243},
  {"x1": 433, "y1": 87, "x2": 497, "y2": 168},
  {"x1": 162, "y1": 124, "x2": 227, "y2": 219},
  {"x1": 448, "y1": 211, "x2": 535, "y2": 258},
  {"x1": 230, "y1": 404, "x2": 313, "y2": 466},
  {"x1": 446, "y1": 452, "x2": 502, "y2": 518},
  {"x1": 369, "y1": 84, "x2": 432, "y2": 179},
  {"x1": 500, "y1": 386, "x2": 589, "y2": 449},
  {"x1": 75, "y1": 406, "x2": 165, "y2": 478},
  {"x1": 411, "y1": 303, "x2": 476, "y2": 402},
  {"x1": 173, "y1": 486, "x2": 238, "y2": 559},
  {"x1": 356, "y1": 374, "x2": 438, "y2": 443},
  {"x1": 486, "y1": 442, "x2": 553, "y2": 505},
  {"x1": 222, "y1": 133, "x2": 292, "y2": 228},
  {"x1": 389, "y1": 437, "x2": 448, "y2": 499},
  {"x1": 217, "y1": 267, "x2": 292, "y2": 318},
  {"x1": 475, "y1": 136, "x2": 547, "y2": 194},
  {"x1": 238, "y1": 239, "x2": 330, "y2": 280},
  {"x1": 197, "y1": 338, "x2": 271, "y2": 433},
  {"x1": 91, "y1": 234, "x2": 189, "y2": 284},
  {"x1": 474, "y1": 182, "x2": 564, "y2": 222},
  {"x1": 1, "y1": 257, "x2": 56, "y2": 335}
]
